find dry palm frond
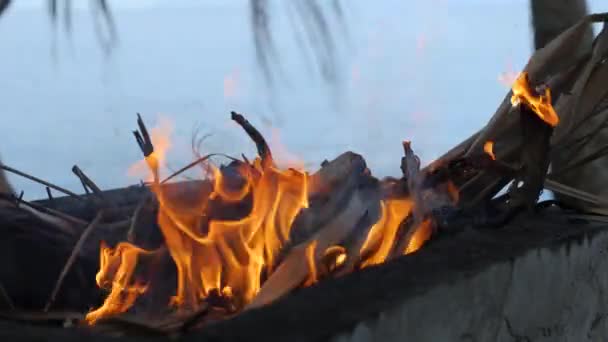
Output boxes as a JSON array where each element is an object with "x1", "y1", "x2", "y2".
[
  {"x1": 45, "y1": 0, "x2": 117, "y2": 53},
  {"x1": 0, "y1": 0, "x2": 10, "y2": 18},
  {"x1": 249, "y1": 0, "x2": 345, "y2": 85},
  {"x1": 0, "y1": 0, "x2": 344, "y2": 83}
]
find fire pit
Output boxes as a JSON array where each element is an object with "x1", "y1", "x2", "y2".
[{"x1": 1, "y1": 13, "x2": 608, "y2": 342}]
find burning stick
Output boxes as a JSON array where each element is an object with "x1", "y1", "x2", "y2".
[
  {"x1": 230, "y1": 111, "x2": 273, "y2": 166},
  {"x1": 133, "y1": 113, "x2": 154, "y2": 158},
  {"x1": 246, "y1": 181, "x2": 376, "y2": 310},
  {"x1": 390, "y1": 142, "x2": 435, "y2": 257},
  {"x1": 508, "y1": 73, "x2": 556, "y2": 211},
  {"x1": 401, "y1": 141, "x2": 424, "y2": 220}
]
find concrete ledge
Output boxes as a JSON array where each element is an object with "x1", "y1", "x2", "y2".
[
  {"x1": 0, "y1": 209, "x2": 606, "y2": 341},
  {"x1": 334, "y1": 216, "x2": 608, "y2": 342},
  {"x1": 194, "y1": 209, "x2": 608, "y2": 342}
]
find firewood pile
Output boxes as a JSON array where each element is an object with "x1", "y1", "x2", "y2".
[{"x1": 1, "y1": 13, "x2": 608, "y2": 339}]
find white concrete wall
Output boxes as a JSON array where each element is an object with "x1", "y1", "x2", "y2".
[{"x1": 333, "y1": 230, "x2": 608, "y2": 342}]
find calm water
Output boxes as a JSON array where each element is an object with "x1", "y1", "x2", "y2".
[{"x1": 0, "y1": 0, "x2": 604, "y2": 199}]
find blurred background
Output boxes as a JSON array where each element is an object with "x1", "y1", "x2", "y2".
[{"x1": 0, "y1": 0, "x2": 604, "y2": 198}]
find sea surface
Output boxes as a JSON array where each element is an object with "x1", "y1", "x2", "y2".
[{"x1": 0, "y1": 0, "x2": 604, "y2": 199}]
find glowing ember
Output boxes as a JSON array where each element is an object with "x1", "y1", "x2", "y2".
[
  {"x1": 484, "y1": 141, "x2": 496, "y2": 160},
  {"x1": 511, "y1": 72, "x2": 559, "y2": 127}
]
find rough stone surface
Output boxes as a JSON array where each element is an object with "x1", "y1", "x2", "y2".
[
  {"x1": 1, "y1": 209, "x2": 608, "y2": 341},
  {"x1": 333, "y1": 220, "x2": 608, "y2": 342}
]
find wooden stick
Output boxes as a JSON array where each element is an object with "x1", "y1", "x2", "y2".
[
  {"x1": 71, "y1": 165, "x2": 103, "y2": 199},
  {"x1": 133, "y1": 113, "x2": 154, "y2": 157},
  {"x1": 44, "y1": 211, "x2": 104, "y2": 312},
  {"x1": 0, "y1": 164, "x2": 83, "y2": 201},
  {"x1": 45, "y1": 187, "x2": 54, "y2": 202},
  {"x1": 230, "y1": 111, "x2": 273, "y2": 166},
  {"x1": 161, "y1": 153, "x2": 239, "y2": 184}
]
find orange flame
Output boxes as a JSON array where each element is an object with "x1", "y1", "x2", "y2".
[
  {"x1": 322, "y1": 245, "x2": 347, "y2": 274},
  {"x1": 88, "y1": 119, "x2": 445, "y2": 323},
  {"x1": 304, "y1": 240, "x2": 318, "y2": 286},
  {"x1": 484, "y1": 141, "x2": 496, "y2": 160},
  {"x1": 85, "y1": 242, "x2": 151, "y2": 324},
  {"x1": 511, "y1": 72, "x2": 559, "y2": 127},
  {"x1": 359, "y1": 199, "x2": 412, "y2": 267},
  {"x1": 87, "y1": 122, "x2": 309, "y2": 321},
  {"x1": 404, "y1": 219, "x2": 433, "y2": 254}
]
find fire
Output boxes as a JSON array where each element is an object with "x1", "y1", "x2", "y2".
[
  {"x1": 87, "y1": 122, "x2": 309, "y2": 322},
  {"x1": 404, "y1": 219, "x2": 433, "y2": 254},
  {"x1": 304, "y1": 240, "x2": 318, "y2": 286},
  {"x1": 85, "y1": 242, "x2": 151, "y2": 324},
  {"x1": 87, "y1": 118, "x2": 442, "y2": 323},
  {"x1": 359, "y1": 199, "x2": 412, "y2": 267},
  {"x1": 511, "y1": 72, "x2": 559, "y2": 127},
  {"x1": 127, "y1": 118, "x2": 173, "y2": 182},
  {"x1": 484, "y1": 141, "x2": 496, "y2": 160}
]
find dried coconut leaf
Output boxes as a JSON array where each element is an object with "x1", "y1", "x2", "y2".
[
  {"x1": 464, "y1": 13, "x2": 604, "y2": 158},
  {"x1": 549, "y1": 24, "x2": 608, "y2": 212}
]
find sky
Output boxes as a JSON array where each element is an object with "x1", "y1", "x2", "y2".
[{"x1": 0, "y1": 0, "x2": 605, "y2": 199}]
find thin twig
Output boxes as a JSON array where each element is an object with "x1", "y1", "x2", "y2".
[
  {"x1": 71, "y1": 165, "x2": 105, "y2": 200},
  {"x1": 46, "y1": 187, "x2": 54, "y2": 202},
  {"x1": 133, "y1": 113, "x2": 154, "y2": 157},
  {"x1": 161, "y1": 153, "x2": 239, "y2": 184},
  {"x1": 44, "y1": 211, "x2": 104, "y2": 312},
  {"x1": 0, "y1": 164, "x2": 83, "y2": 201},
  {"x1": 230, "y1": 111, "x2": 273, "y2": 166}
]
